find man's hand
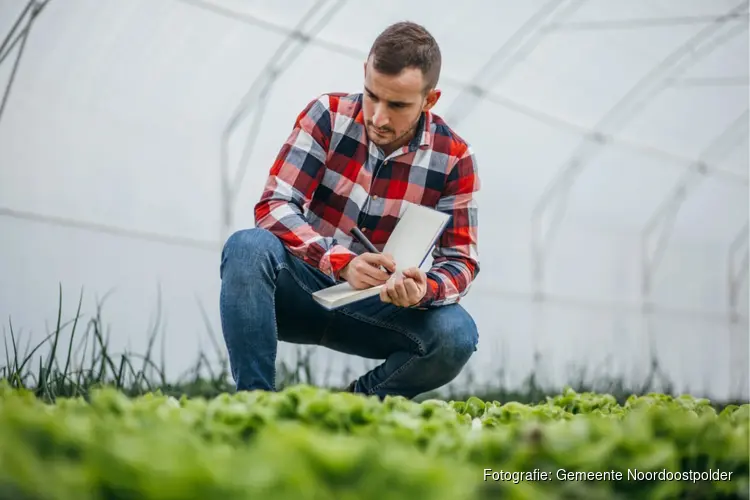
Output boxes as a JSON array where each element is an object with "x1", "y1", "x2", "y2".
[
  {"x1": 339, "y1": 253, "x2": 396, "y2": 290},
  {"x1": 380, "y1": 267, "x2": 427, "y2": 307}
]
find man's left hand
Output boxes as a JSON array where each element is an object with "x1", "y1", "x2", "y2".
[{"x1": 380, "y1": 267, "x2": 427, "y2": 307}]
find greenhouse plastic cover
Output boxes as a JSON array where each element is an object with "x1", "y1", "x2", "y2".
[{"x1": 0, "y1": 0, "x2": 748, "y2": 400}]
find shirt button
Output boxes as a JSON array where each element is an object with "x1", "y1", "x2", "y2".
[{"x1": 372, "y1": 195, "x2": 378, "y2": 200}]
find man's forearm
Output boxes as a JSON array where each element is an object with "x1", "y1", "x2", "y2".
[
  {"x1": 254, "y1": 197, "x2": 356, "y2": 279},
  {"x1": 253, "y1": 94, "x2": 358, "y2": 280}
]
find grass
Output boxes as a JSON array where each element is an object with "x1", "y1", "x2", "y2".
[{"x1": 2, "y1": 285, "x2": 747, "y2": 410}]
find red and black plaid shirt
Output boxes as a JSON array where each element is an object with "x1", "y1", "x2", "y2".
[{"x1": 254, "y1": 92, "x2": 480, "y2": 308}]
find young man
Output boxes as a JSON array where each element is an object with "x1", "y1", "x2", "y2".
[{"x1": 219, "y1": 21, "x2": 481, "y2": 400}]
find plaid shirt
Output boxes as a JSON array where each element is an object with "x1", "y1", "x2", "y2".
[{"x1": 254, "y1": 92, "x2": 480, "y2": 308}]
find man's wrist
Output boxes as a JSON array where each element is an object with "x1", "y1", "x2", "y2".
[
  {"x1": 338, "y1": 262, "x2": 351, "y2": 281},
  {"x1": 415, "y1": 277, "x2": 439, "y2": 308},
  {"x1": 328, "y1": 248, "x2": 357, "y2": 281}
]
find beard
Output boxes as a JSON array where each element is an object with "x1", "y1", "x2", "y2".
[{"x1": 367, "y1": 114, "x2": 422, "y2": 149}]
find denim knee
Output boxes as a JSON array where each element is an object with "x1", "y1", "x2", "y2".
[
  {"x1": 220, "y1": 227, "x2": 285, "y2": 278},
  {"x1": 418, "y1": 306, "x2": 478, "y2": 387},
  {"x1": 431, "y1": 307, "x2": 478, "y2": 362}
]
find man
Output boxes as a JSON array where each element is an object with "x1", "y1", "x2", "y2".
[{"x1": 219, "y1": 21, "x2": 481, "y2": 400}]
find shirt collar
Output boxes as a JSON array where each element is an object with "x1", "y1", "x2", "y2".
[{"x1": 410, "y1": 110, "x2": 432, "y2": 151}]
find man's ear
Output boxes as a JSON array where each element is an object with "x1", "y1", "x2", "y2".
[{"x1": 422, "y1": 89, "x2": 441, "y2": 111}]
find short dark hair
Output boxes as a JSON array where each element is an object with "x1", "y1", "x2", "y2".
[{"x1": 368, "y1": 21, "x2": 442, "y2": 92}]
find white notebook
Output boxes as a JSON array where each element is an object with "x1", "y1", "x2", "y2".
[{"x1": 312, "y1": 202, "x2": 451, "y2": 310}]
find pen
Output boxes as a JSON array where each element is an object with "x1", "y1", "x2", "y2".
[
  {"x1": 350, "y1": 227, "x2": 379, "y2": 254},
  {"x1": 350, "y1": 227, "x2": 395, "y2": 276}
]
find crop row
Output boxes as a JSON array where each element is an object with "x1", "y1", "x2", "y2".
[{"x1": 0, "y1": 382, "x2": 747, "y2": 500}]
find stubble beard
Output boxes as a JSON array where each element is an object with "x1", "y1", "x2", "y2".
[{"x1": 368, "y1": 113, "x2": 422, "y2": 153}]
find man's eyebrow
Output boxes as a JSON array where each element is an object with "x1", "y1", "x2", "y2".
[{"x1": 364, "y1": 85, "x2": 412, "y2": 106}]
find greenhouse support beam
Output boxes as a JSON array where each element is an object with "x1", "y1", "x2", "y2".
[
  {"x1": 218, "y1": 0, "x2": 344, "y2": 242},
  {"x1": 443, "y1": 0, "x2": 585, "y2": 126},
  {"x1": 0, "y1": 1, "x2": 52, "y2": 125},
  {"x1": 181, "y1": 0, "x2": 746, "y2": 192},
  {"x1": 639, "y1": 164, "x2": 706, "y2": 301},
  {"x1": 728, "y1": 222, "x2": 749, "y2": 399},
  {"x1": 641, "y1": 110, "x2": 749, "y2": 300},
  {"x1": 728, "y1": 222, "x2": 749, "y2": 323},
  {"x1": 530, "y1": 3, "x2": 748, "y2": 295},
  {"x1": 543, "y1": 12, "x2": 749, "y2": 32}
]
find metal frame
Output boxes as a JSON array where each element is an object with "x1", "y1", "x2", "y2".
[
  {"x1": 0, "y1": 0, "x2": 51, "y2": 125},
  {"x1": 543, "y1": 12, "x2": 749, "y2": 32},
  {"x1": 728, "y1": 222, "x2": 749, "y2": 324},
  {"x1": 530, "y1": 2, "x2": 749, "y2": 297},
  {"x1": 443, "y1": 0, "x2": 586, "y2": 126},
  {"x1": 641, "y1": 110, "x2": 749, "y2": 301},
  {"x1": 218, "y1": 0, "x2": 345, "y2": 241},
  {"x1": 728, "y1": 222, "x2": 749, "y2": 396},
  {"x1": 182, "y1": 1, "x2": 747, "y2": 186},
  {"x1": 0, "y1": 206, "x2": 220, "y2": 251}
]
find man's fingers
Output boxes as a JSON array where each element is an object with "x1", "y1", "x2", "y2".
[
  {"x1": 382, "y1": 253, "x2": 396, "y2": 272},
  {"x1": 348, "y1": 266, "x2": 382, "y2": 289},
  {"x1": 394, "y1": 279, "x2": 408, "y2": 301},
  {"x1": 379, "y1": 276, "x2": 422, "y2": 307},
  {"x1": 360, "y1": 272, "x2": 385, "y2": 289},
  {"x1": 355, "y1": 253, "x2": 395, "y2": 282},
  {"x1": 360, "y1": 263, "x2": 391, "y2": 283},
  {"x1": 401, "y1": 267, "x2": 424, "y2": 283},
  {"x1": 386, "y1": 278, "x2": 409, "y2": 307},
  {"x1": 351, "y1": 278, "x2": 370, "y2": 290},
  {"x1": 362, "y1": 253, "x2": 396, "y2": 273},
  {"x1": 385, "y1": 277, "x2": 399, "y2": 303},
  {"x1": 403, "y1": 278, "x2": 420, "y2": 300},
  {"x1": 348, "y1": 258, "x2": 388, "y2": 285}
]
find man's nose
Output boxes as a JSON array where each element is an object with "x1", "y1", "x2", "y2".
[{"x1": 372, "y1": 107, "x2": 388, "y2": 127}]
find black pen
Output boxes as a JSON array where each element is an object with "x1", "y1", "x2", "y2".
[
  {"x1": 350, "y1": 227, "x2": 379, "y2": 254},
  {"x1": 350, "y1": 227, "x2": 393, "y2": 275}
]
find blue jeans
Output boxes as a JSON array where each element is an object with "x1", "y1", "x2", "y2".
[{"x1": 218, "y1": 228, "x2": 479, "y2": 399}]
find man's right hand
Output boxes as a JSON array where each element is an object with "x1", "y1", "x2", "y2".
[{"x1": 339, "y1": 253, "x2": 396, "y2": 290}]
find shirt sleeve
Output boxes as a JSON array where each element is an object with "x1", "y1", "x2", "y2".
[
  {"x1": 416, "y1": 144, "x2": 481, "y2": 308},
  {"x1": 253, "y1": 95, "x2": 357, "y2": 280}
]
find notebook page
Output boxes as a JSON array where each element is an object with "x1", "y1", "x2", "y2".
[{"x1": 382, "y1": 202, "x2": 450, "y2": 277}]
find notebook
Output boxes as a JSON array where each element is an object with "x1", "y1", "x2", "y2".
[{"x1": 311, "y1": 202, "x2": 451, "y2": 310}]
